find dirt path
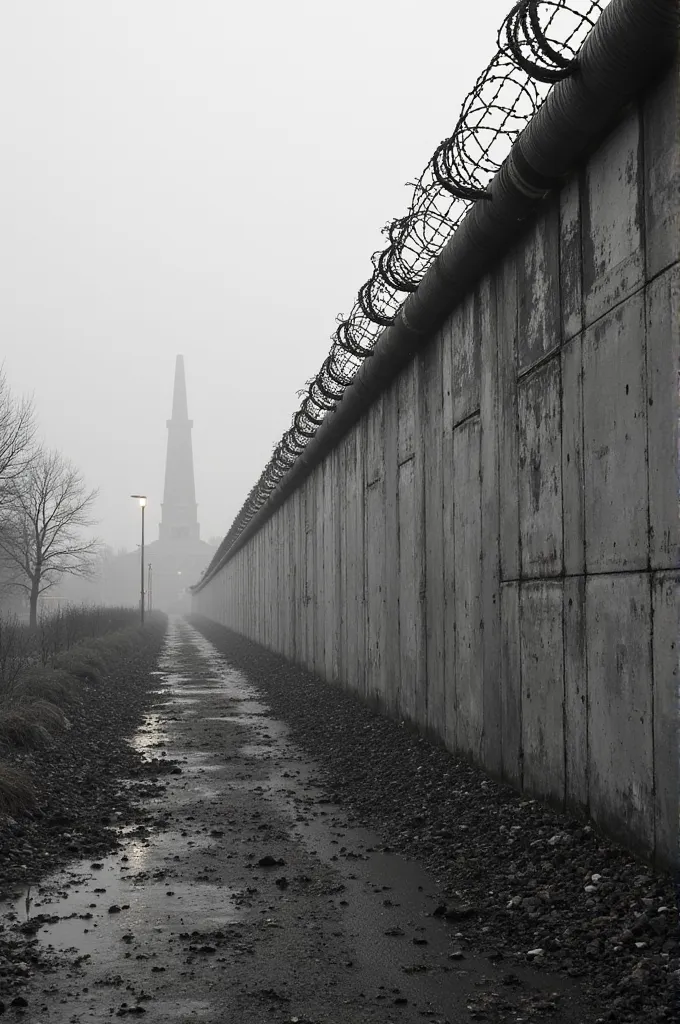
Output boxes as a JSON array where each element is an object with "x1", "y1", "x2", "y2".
[{"x1": 1, "y1": 620, "x2": 610, "y2": 1022}]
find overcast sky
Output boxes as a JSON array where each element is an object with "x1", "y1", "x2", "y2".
[{"x1": 0, "y1": 0, "x2": 511, "y2": 553}]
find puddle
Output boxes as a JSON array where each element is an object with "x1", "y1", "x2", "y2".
[
  {"x1": 152, "y1": 1000, "x2": 213, "y2": 1020},
  {"x1": 165, "y1": 687, "x2": 225, "y2": 698},
  {"x1": 239, "y1": 744, "x2": 279, "y2": 759},
  {"x1": 130, "y1": 713, "x2": 170, "y2": 756},
  {"x1": 204, "y1": 714, "x2": 270, "y2": 726},
  {"x1": 3, "y1": 831, "x2": 237, "y2": 959}
]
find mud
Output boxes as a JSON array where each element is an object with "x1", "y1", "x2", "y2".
[{"x1": 0, "y1": 620, "x2": 609, "y2": 1023}]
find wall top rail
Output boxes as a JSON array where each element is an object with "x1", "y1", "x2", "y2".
[{"x1": 194, "y1": 0, "x2": 678, "y2": 593}]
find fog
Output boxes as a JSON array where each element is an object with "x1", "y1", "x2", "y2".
[{"x1": 0, "y1": 0, "x2": 510, "y2": 554}]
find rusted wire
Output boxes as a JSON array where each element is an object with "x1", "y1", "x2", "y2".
[{"x1": 221, "y1": 0, "x2": 606, "y2": 554}]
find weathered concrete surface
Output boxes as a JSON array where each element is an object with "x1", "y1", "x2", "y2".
[
  {"x1": 586, "y1": 574, "x2": 654, "y2": 859},
  {"x1": 194, "y1": 63, "x2": 679, "y2": 869}
]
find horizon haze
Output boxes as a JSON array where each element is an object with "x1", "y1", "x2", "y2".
[{"x1": 0, "y1": 0, "x2": 511, "y2": 558}]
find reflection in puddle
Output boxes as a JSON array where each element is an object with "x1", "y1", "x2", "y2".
[
  {"x1": 239, "y1": 743, "x2": 278, "y2": 759},
  {"x1": 4, "y1": 831, "x2": 238, "y2": 959}
]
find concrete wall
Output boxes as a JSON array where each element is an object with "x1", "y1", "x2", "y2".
[{"x1": 195, "y1": 66, "x2": 679, "y2": 870}]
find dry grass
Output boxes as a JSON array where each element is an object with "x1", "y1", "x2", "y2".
[
  {"x1": 8, "y1": 667, "x2": 77, "y2": 704},
  {"x1": 54, "y1": 650, "x2": 105, "y2": 685},
  {"x1": 0, "y1": 619, "x2": 160, "y2": 756},
  {"x1": 0, "y1": 697, "x2": 68, "y2": 749},
  {"x1": 55, "y1": 629, "x2": 144, "y2": 684},
  {"x1": 98, "y1": 633, "x2": 139, "y2": 657},
  {"x1": 0, "y1": 761, "x2": 35, "y2": 814}
]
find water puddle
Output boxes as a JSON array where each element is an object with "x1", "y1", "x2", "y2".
[
  {"x1": 239, "y1": 743, "x2": 278, "y2": 759},
  {"x1": 3, "y1": 831, "x2": 238, "y2": 959}
]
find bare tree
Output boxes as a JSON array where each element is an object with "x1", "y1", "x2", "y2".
[
  {"x1": 0, "y1": 368, "x2": 35, "y2": 513},
  {"x1": 0, "y1": 450, "x2": 99, "y2": 627}
]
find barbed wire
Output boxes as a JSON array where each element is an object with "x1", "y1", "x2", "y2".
[{"x1": 219, "y1": 0, "x2": 606, "y2": 556}]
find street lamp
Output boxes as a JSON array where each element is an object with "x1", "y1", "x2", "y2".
[{"x1": 130, "y1": 495, "x2": 147, "y2": 624}]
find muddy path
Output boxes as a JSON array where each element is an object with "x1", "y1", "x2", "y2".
[{"x1": 1, "y1": 620, "x2": 610, "y2": 1022}]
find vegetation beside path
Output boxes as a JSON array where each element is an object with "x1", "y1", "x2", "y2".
[{"x1": 0, "y1": 611, "x2": 168, "y2": 884}]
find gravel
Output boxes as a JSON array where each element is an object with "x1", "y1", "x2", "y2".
[{"x1": 191, "y1": 615, "x2": 679, "y2": 1024}]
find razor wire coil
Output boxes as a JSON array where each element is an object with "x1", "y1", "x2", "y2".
[{"x1": 217, "y1": 0, "x2": 606, "y2": 557}]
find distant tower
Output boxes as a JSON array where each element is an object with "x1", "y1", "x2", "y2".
[{"x1": 159, "y1": 355, "x2": 200, "y2": 543}]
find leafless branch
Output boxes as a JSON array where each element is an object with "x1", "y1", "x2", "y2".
[{"x1": 0, "y1": 448, "x2": 99, "y2": 626}]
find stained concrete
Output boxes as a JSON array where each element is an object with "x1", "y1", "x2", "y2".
[{"x1": 194, "y1": 63, "x2": 679, "y2": 869}]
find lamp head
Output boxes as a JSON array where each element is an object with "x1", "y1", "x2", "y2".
[{"x1": 130, "y1": 494, "x2": 147, "y2": 508}]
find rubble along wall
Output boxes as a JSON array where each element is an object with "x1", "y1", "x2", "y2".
[{"x1": 195, "y1": 64, "x2": 679, "y2": 869}]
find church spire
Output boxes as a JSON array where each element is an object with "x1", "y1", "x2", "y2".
[{"x1": 160, "y1": 355, "x2": 200, "y2": 543}]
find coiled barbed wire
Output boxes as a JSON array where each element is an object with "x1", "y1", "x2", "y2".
[{"x1": 219, "y1": 0, "x2": 606, "y2": 555}]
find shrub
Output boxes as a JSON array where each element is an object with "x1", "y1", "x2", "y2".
[
  {"x1": 8, "y1": 667, "x2": 77, "y2": 705},
  {"x1": 0, "y1": 697, "x2": 68, "y2": 750},
  {"x1": 53, "y1": 641, "x2": 112, "y2": 685},
  {"x1": 0, "y1": 761, "x2": 35, "y2": 814}
]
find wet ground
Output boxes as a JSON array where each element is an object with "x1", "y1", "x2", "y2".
[{"x1": 0, "y1": 619, "x2": 610, "y2": 1023}]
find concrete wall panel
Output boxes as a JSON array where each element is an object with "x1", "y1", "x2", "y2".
[
  {"x1": 383, "y1": 385, "x2": 401, "y2": 715},
  {"x1": 564, "y1": 576, "x2": 588, "y2": 811},
  {"x1": 365, "y1": 478, "x2": 385, "y2": 706},
  {"x1": 518, "y1": 357, "x2": 563, "y2": 577},
  {"x1": 517, "y1": 199, "x2": 561, "y2": 372},
  {"x1": 560, "y1": 174, "x2": 583, "y2": 343},
  {"x1": 422, "y1": 339, "x2": 446, "y2": 738},
  {"x1": 644, "y1": 59, "x2": 680, "y2": 279},
  {"x1": 398, "y1": 456, "x2": 420, "y2": 723},
  {"x1": 498, "y1": 257, "x2": 520, "y2": 582},
  {"x1": 398, "y1": 365, "x2": 416, "y2": 463},
  {"x1": 450, "y1": 290, "x2": 479, "y2": 426},
  {"x1": 583, "y1": 105, "x2": 643, "y2": 326},
  {"x1": 520, "y1": 581, "x2": 565, "y2": 803},
  {"x1": 480, "y1": 274, "x2": 502, "y2": 775},
  {"x1": 453, "y1": 416, "x2": 482, "y2": 760},
  {"x1": 500, "y1": 582, "x2": 522, "y2": 787},
  {"x1": 583, "y1": 295, "x2": 648, "y2": 572},
  {"x1": 562, "y1": 337, "x2": 585, "y2": 575},
  {"x1": 652, "y1": 572, "x2": 679, "y2": 870},
  {"x1": 587, "y1": 573, "x2": 654, "y2": 858},
  {"x1": 195, "y1": 64, "x2": 679, "y2": 868},
  {"x1": 366, "y1": 396, "x2": 383, "y2": 487},
  {"x1": 441, "y1": 320, "x2": 457, "y2": 749},
  {"x1": 646, "y1": 265, "x2": 680, "y2": 570}
]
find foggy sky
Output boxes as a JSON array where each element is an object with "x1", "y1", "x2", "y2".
[{"x1": 0, "y1": 0, "x2": 511, "y2": 555}]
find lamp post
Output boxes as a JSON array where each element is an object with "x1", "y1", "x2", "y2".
[
  {"x1": 130, "y1": 495, "x2": 147, "y2": 624},
  {"x1": 148, "y1": 563, "x2": 153, "y2": 613}
]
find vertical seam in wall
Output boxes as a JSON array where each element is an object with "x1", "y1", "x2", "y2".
[
  {"x1": 421, "y1": 356, "x2": 429, "y2": 727},
  {"x1": 438, "y1": 325, "x2": 446, "y2": 743},
  {"x1": 336, "y1": 450, "x2": 342, "y2": 683},
  {"x1": 557, "y1": 192, "x2": 568, "y2": 810},
  {"x1": 639, "y1": 94, "x2": 658, "y2": 862},
  {"x1": 476, "y1": 288, "x2": 484, "y2": 765},
  {"x1": 512, "y1": 253, "x2": 524, "y2": 792},
  {"x1": 449, "y1": 329, "x2": 458, "y2": 749},
  {"x1": 578, "y1": 162, "x2": 590, "y2": 816},
  {"x1": 396, "y1": 389, "x2": 402, "y2": 716},
  {"x1": 360, "y1": 429, "x2": 367, "y2": 701},
  {"x1": 493, "y1": 273, "x2": 502, "y2": 773},
  {"x1": 363, "y1": 431, "x2": 369, "y2": 700}
]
